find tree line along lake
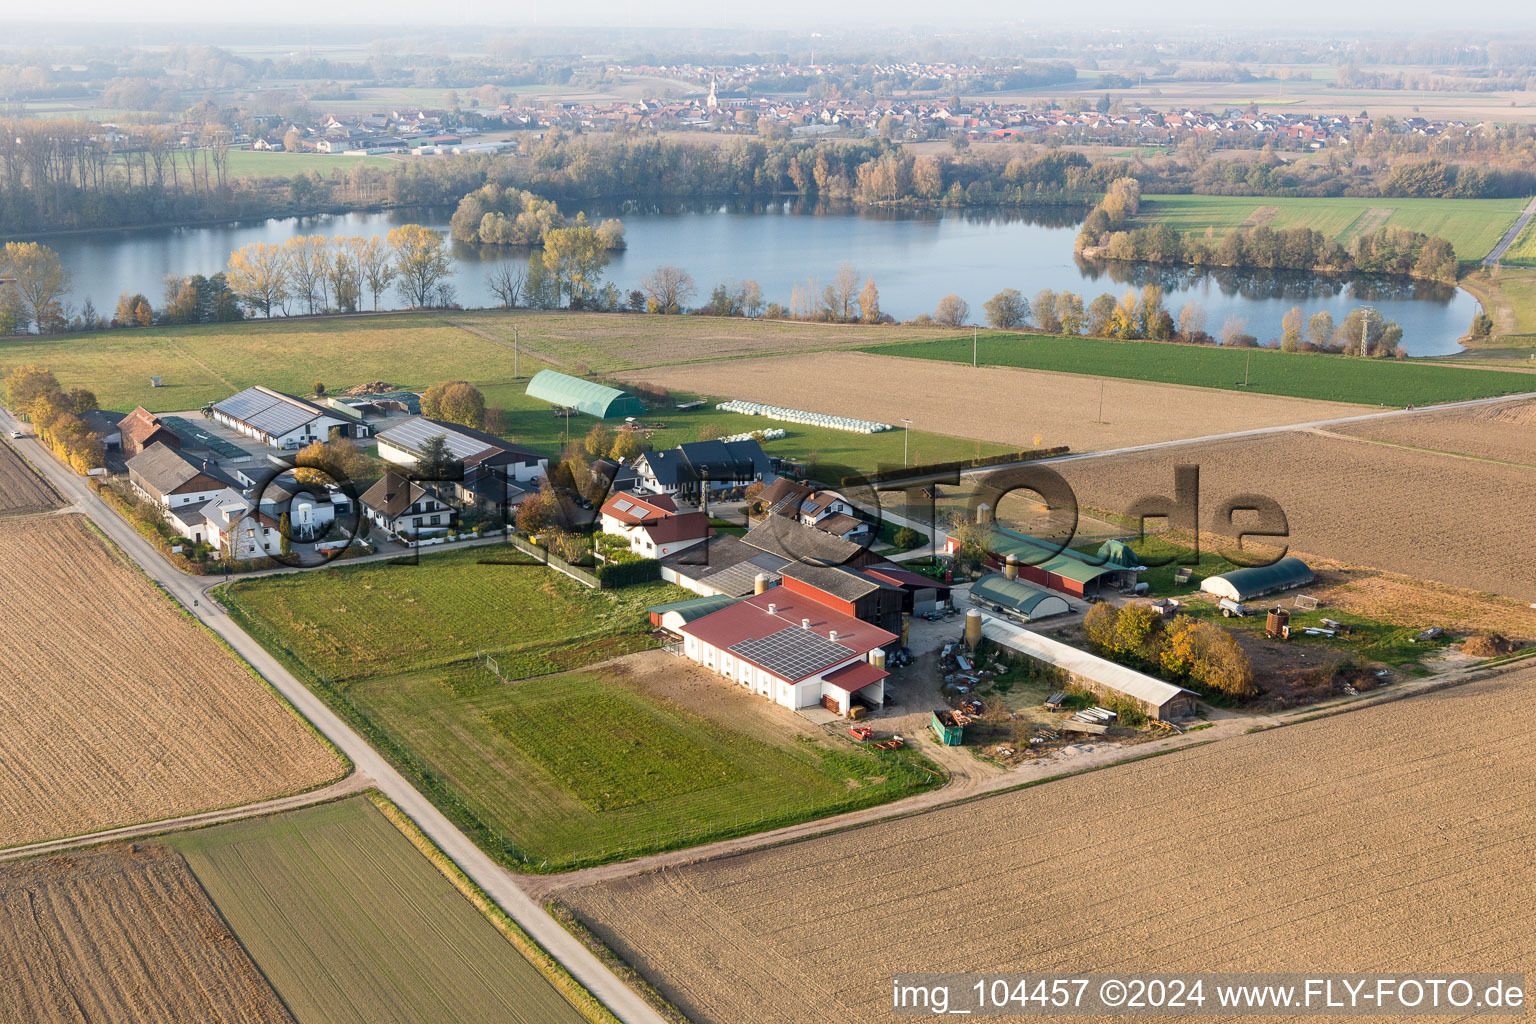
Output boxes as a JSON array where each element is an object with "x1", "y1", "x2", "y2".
[{"x1": 37, "y1": 201, "x2": 1479, "y2": 357}]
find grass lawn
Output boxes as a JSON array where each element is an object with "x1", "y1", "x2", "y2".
[
  {"x1": 1500, "y1": 217, "x2": 1536, "y2": 268},
  {"x1": 220, "y1": 543, "x2": 678, "y2": 681},
  {"x1": 1134, "y1": 194, "x2": 1530, "y2": 261},
  {"x1": 863, "y1": 332, "x2": 1536, "y2": 406},
  {"x1": 169, "y1": 797, "x2": 590, "y2": 1024},
  {"x1": 348, "y1": 665, "x2": 936, "y2": 869}
]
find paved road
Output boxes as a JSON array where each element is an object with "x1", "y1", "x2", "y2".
[
  {"x1": 0, "y1": 414, "x2": 667, "y2": 1024},
  {"x1": 1485, "y1": 194, "x2": 1536, "y2": 265}
]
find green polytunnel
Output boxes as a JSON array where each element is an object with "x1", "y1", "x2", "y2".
[{"x1": 525, "y1": 370, "x2": 647, "y2": 419}]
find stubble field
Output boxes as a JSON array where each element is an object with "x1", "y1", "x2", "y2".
[
  {"x1": 1051, "y1": 429, "x2": 1536, "y2": 602},
  {"x1": 620, "y1": 351, "x2": 1375, "y2": 452},
  {"x1": 0, "y1": 515, "x2": 342, "y2": 847},
  {"x1": 1330, "y1": 398, "x2": 1536, "y2": 466},
  {"x1": 0, "y1": 844, "x2": 295, "y2": 1024},
  {"x1": 564, "y1": 664, "x2": 1536, "y2": 1024},
  {"x1": 0, "y1": 440, "x2": 60, "y2": 516}
]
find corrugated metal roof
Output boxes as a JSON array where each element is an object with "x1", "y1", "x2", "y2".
[
  {"x1": 978, "y1": 615, "x2": 1198, "y2": 711},
  {"x1": 525, "y1": 370, "x2": 646, "y2": 419},
  {"x1": 984, "y1": 527, "x2": 1116, "y2": 586},
  {"x1": 1201, "y1": 557, "x2": 1315, "y2": 601},
  {"x1": 970, "y1": 574, "x2": 1072, "y2": 617},
  {"x1": 647, "y1": 594, "x2": 741, "y2": 623},
  {"x1": 213, "y1": 386, "x2": 333, "y2": 438}
]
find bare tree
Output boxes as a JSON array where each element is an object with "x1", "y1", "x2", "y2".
[
  {"x1": 357, "y1": 236, "x2": 395, "y2": 312},
  {"x1": 934, "y1": 294, "x2": 970, "y2": 327},
  {"x1": 487, "y1": 263, "x2": 527, "y2": 309},
  {"x1": 640, "y1": 265, "x2": 695, "y2": 314},
  {"x1": 823, "y1": 262, "x2": 861, "y2": 322},
  {"x1": 1177, "y1": 301, "x2": 1207, "y2": 339},
  {"x1": 738, "y1": 278, "x2": 764, "y2": 318}
]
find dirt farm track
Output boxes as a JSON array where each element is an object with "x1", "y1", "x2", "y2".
[
  {"x1": 0, "y1": 844, "x2": 294, "y2": 1023},
  {"x1": 619, "y1": 352, "x2": 1375, "y2": 452},
  {"x1": 564, "y1": 664, "x2": 1536, "y2": 1024},
  {"x1": 0, "y1": 515, "x2": 342, "y2": 847}
]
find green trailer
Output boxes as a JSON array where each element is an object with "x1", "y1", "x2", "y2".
[{"x1": 930, "y1": 710, "x2": 963, "y2": 746}]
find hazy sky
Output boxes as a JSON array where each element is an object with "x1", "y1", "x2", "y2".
[{"x1": 17, "y1": 0, "x2": 1536, "y2": 29}]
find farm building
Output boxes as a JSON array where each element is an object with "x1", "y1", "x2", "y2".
[
  {"x1": 678, "y1": 586, "x2": 897, "y2": 715},
  {"x1": 969, "y1": 573, "x2": 1073, "y2": 622},
  {"x1": 1201, "y1": 557, "x2": 1315, "y2": 602},
  {"x1": 599, "y1": 490, "x2": 712, "y2": 558},
  {"x1": 862, "y1": 565, "x2": 953, "y2": 617},
  {"x1": 778, "y1": 562, "x2": 904, "y2": 637},
  {"x1": 525, "y1": 370, "x2": 646, "y2": 419},
  {"x1": 648, "y1": 594, "x2": 741, "y2": 636},
  {"x1": 127, "y1": 442, "x2": 240, "y2": 511},
  {"x1": 118, "y1": 406, "x2": 181, "y2": 457},
  {"x1": 210, "y1": 386, "x2": 359, "y2": 449},
  {"x1": 944, "y1": 525, "x2": 1140, "y2": 598},
  {"x1": 376, "y1": 417, "x2": 546, "y2": 515},
  {"x1": 740, "y1": 515, "x2": 882, "y2": 569},
  {"x1": 979, "y1": 616, "x2": 1200, "y2": 721}
]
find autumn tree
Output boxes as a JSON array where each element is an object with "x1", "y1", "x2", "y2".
[
  {"x1": 1177, "y1": 301, "x2": 1207, "y2": 340},
  {"x1": 226, "y1": 242, "x2": 289, "y2": 317},
  {"x1": 283, "y1": 234, "x2": 330, "y2": 314},
  {"x1": 1160, "y1": 616, "x2": 1256, "y2": 698},
  {"x1": 934, "y1": 294, "x2": 969, "y2": 327},
  {"x1": 640, "y1": 265, "x2": 696, "y2": 314},
  {"x1": 1, "y1": 241, "x2": 71, "y2": 332},
  {"x1": 609, "y1": 430, "x2": 644, "y2": 462},
  {"x1": 584, "y1": 423, "x2": 615, "y2": 458},
  {"x1": 1306, "y1": 310, "x2": 1335, "y2": 349},
  {"x1": 857, "y1": 276, "x2": 881, "y2": 323},
  {"x1": 357, "y1": 235, "x2": 396, "y2": 311},
  {"x1": 388, "y1": 224, "x2": 454, "y2": 308},
  {"x1": 1055, "y1": 291, "x2": 1085, "y2": 336},
  {"x1": 421, "y1": 380, "x2": 486, "y2": 429},
  {"x1": 114, "y1": 292, "x2": 153, "y2": 327},
  {"x1": 1033, "y1": 289, "x2": 1061, "y2": 332},
  {"x1": 542, "y1": 225, "x2": 610, "y2": 306},
  {"x1": 823, "y1": 262, "x2": 861, "y2": 322},
  {"x1": 1280, "y1": 305, "x2": 1305, "y2": 352},
  {"x1": 983, "y1": 288, "x2": 1030, "y2": 330}
]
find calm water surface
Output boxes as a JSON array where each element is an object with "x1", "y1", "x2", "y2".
[{"x1": 43, "y1": 202, "x2": 1476, "y2": 357}]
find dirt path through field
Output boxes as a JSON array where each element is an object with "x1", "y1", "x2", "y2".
[{"x1": 0, "y1": 773, "x2": 369, "y2": 862}]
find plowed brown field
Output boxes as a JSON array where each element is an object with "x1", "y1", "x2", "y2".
[
  {"x1": 0, "y1": 844, "x2": 294, "y2": 1024},
  {"x1": 0, "y1": 515, "x2": 342, "y2": 847},
  {"x1": 1051, "y1": 430, "x2": 1536, "y2": 602},
  {"x1": 1332, "y1": 399, "x2": 1536, "y2": 466},
  {"x1": 619, "y1": 352, "x2": 1373, "y2": 452},
  {"x1": 0, "y1": 440, "x2": 59, "y2": 516},
  {"x1": 565, "y1": 665, "x2": 1536, "y2": 1024}
]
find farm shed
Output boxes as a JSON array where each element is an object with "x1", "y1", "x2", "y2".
[
  {"x1": 948, "y1": 525, "x2": 1120, "y2": 598},
  {"x1": 1201, "y1": 557, "x2": 1315, "y2": 602},
  {"x1": 648, "y1": 594, "x2": 741, "y2": 635},
  {"x1": 525, "y1": 370, "x2": 646, "y2": 419},
  {"x1": 969, "y1": 574, "x2": 1072, "y2": 622},
  {"x1": 862, "y1": 565, "x2": 952, "y2": 617},
  {"x1": 978, "y1": 615, "x2": 1200, "y2": 720}
]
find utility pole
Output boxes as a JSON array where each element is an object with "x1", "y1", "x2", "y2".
[
  {"x1": 973, "y1": 327, "x2": 978, "y2": 368},
  {"x1": 513, "y1": 325, "x2": 519, "y2": 378},
  {"x1": 901, "y1": 417, "x2": 912, "y2": 465},
  {"x1": 1244, "y1": 351, "x2": 1251, "y2": 387}
]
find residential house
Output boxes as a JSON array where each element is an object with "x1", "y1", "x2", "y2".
[
  {"x1": 118, "y1": 406, "x2": 180, "y2": 457},
  {"x1": 598, "y1": 490, "x2": 711, "y2": 559},
  {"x1": 631, "y1": 438, "x2": 775, "y2": 501},
  {"x1": 360, "y1": 470, "x2": 456, "y2": 537},
  {"x1": 375, "y1": 416, "x2": 547, "y2": 515}
]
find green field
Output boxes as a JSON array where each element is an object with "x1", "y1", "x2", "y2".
[
  {"x1": 221, "y1": 547, "x2": 938, "y2": 870},
  {"x1": 348, "y1": 666, "x2": 934, "y2": 868},
  {"x1": 168, "y1": 797, "x2": 590, "y2": 1024},
  {"x1": 864, "y1": 333, "x2": 1536, "y2": 406},
  {"x1": 1135, "y1": 195, "x2": 1530, "y2": 261},
  {"x1": 1501, "y1": 217, "x2": 1536, "y2": 268},
  {"x1": 0, "y1": 312, "x2": 1004, "y2": 477},
  {"x1": 221, "y1": 543, "x2": 678, "y2": 681},
  {"x1": 222, "y1": 148, "x2": 401, "y2": 178}
]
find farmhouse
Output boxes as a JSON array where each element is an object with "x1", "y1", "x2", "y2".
[
  {"x1": 755, "y1": 479, "x2": 867, "y2": 539},
  {"x1": 969, "y1": 573, "x2": 1072, "y2": 622},
  {"x1": 127, "y1": 442, "x2": 239, "y2": 512},
  {"x1": 630, "y1": 438, "x2": 775, "y2": 501},
  {"x1": 1201, "y1": 557, "x2": 1315, "y2": 602},
  {"x1": 525, "y1": 369, "x2": 646, "y2": 419},
  {"x1": 125, "y1": 443, "x2": 290, "y2": 554},
  {"x1": 360, "y1": 470, "x2": 456, "y2": 537},
  {"x1": 210, "y1": 386, "x2": 359, "y2": 450},
  {"x1": 678, "y1": 586, "x2": 897, "y2": 715},
  {"x1": 742, "y1": 515, "x2": 881, "y2": 569},
  {"x1": 599, "y1": 490, "x2": 711, "y2": 558}
]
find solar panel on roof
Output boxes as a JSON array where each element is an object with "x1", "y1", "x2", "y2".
[
  {"x1": 632, "y1": 508, "x2": 649, "y2": 519},
  {"x1": 380, "y1": 418, "x2": 499, "y2": 462},
  {"x1": 613, "y1": 499, "x2": 633, "y2": 512},
  {"x1": 729, "y1": 627, "x2": 855, "y2": 681}
]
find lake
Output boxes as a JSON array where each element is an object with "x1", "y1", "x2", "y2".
[{"x1": 41, "y1": 202, "x2": 1478, "y2": 357}]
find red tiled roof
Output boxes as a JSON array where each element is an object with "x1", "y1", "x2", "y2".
[
  {"x1": 639, "y1": 510, "x2": 710, "y2": 544},
  {"x1": 821, "y1": 660, "x2": 888, "y2": 694},
  {"x1": 681, "y1": 589, "x2": 897, "y2": 682},
  {"x1": 600, "y1": 489, "x2": 679, "y2": 526}
]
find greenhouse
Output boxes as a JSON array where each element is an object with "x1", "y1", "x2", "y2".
[{"x1": 526, "y1": 370, "x2": 647, "y2": 419}]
